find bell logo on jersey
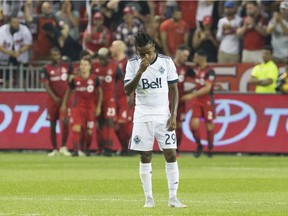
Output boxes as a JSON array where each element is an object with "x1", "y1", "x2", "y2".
[{"x1": 142, "y1": 78, "x2": 162, "y2": 90}]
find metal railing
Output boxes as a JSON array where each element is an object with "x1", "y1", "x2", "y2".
[{"x1": 0, "y1": 64, "x2": 45, "y2": 92}]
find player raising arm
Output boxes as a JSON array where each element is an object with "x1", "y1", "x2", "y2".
[{"x1": 124, "y1": 31, "x2": 186, "y2": 208}]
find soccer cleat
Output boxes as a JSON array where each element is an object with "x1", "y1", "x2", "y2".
[
  {"x1": 168, "y1": 197, "x2": 186, "y2": 208},
  {"x1": 144, "y1": 196, "x2": 155, "y2": 208},
  {"x1": 71, "y1": 151, "x2": 79, "y2": 157},
  {"x1": 78, "y1": 150, "x2": 86, "y2": 157},
  {"x1": 103, "y1": 148, "x2": 113, "y2": 157},
  {"x1": 194, "y1": 144, "x2": 203, "y2": 158},
  {"x1": 48, "y1": 149, "x2": 59, "y2": 157},
  {"x1": 59, "y1": 146, "x2": 71, "y2": 157}
]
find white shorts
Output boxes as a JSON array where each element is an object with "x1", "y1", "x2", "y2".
[{"x1": 129, "y1": 121, "x2": 177, "y2": 151}]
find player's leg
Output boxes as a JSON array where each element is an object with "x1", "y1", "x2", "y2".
[
  {"x1": 47, "y1": 100, "x2": 59, "y2": 157},
  {"x1": 204, "y1": 106, "x2": 215, "y2": 157},
  {"x1": 58, "y1": 107, "x2": 71, "y2": 156},
  {"x1": 84, "y1": 114, "x2": 95, "y2": 156},
  {"x1": 130, "y1": 122, "x2": 155, "y2": 207},
  {"x1": 176, "y1": 103, "x2": 185, "y2": 156},
  {"x1": 48, "y1": 120, "x2": 59, "y2": 157},
  {"x1": 155, "y1": 123, "x2": 186, "y2": 208},
  {"x1": 70, "y1": 108, "x2": 82, "y2": 157},
  {"x1": 100, "y1": 118, "x2": 114, "y2": 156},
  {"x1": 191, "y1": 116, "x2": 202, "y2": 158}
]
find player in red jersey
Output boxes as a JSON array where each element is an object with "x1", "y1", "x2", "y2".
[
  {"x1": 61, "y1": 57, "x2": 102, "y2": 157},
  {"x1": 173, "y1": 45, "x2": 191, "y2": 155},
  {"x1": 92, "y1": 47, "x2": 123, "y2": 156},
  {"x1": 182, "y1": 49, "x2": 216, "y2": 158},
  {"x1": 41, "y1": 47, "x2": 72, "y2": 157},
  {"x1": 110, "y1": 40, "x2": 134, "y2": 156}
]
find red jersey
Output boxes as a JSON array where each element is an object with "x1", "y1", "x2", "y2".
[
  {"x1": 242, "y1": 16, "x2": 266, "y2": 50},
  {"x1": 41, "y1": 62, "x2": 72, "y2": 99},
  {"x1": 69, "y1": 74, "x2": 100, "y2": 109},
  {"x1": 160, "y1": 19, "x2": 189, "y2": 55},
  {"x1": 190, "y1": 65, "x2": 216, "y2": 105},
  {"x1": 92, "y1": 61, "x2": 123, "y2": 103},
  {"x1": 83, "y1": 26, "x2": 111, "y2": 52}
]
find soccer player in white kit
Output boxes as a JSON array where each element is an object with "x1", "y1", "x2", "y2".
[{"x1": 124, "y1": 31, "x2": 186, "y2": 208}]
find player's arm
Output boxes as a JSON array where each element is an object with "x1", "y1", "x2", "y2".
[
  {"x1": 41, "y1": 68, "x2": 61, "y2": 105},
  {"x1": 182, "y1": 69, "x2": 215, "y2": 101},
  {"x1": 95, "y1": 78, "x2": 102, "y2": 117},
  {"x1": 167, "y1": 83, "x2": 179, "y2": 131},
  {"x1": 61, "y1": 77, "x2": 74, "y2": 112},
  {"x1": 124, "y1": 58, "x2": 150, "y2": 95},
  {"x1": 249, "y1": 76, "x2": 273, "y2": 86}
]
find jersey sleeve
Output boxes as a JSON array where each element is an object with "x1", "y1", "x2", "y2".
[
  {"x1": 124, "y1": 60, "x2": 135, "y2": 83},
  {"x1": 167, "y1": 59, "x2": 178, "y2": 84},
  {"x1": 205, "y1": 69, "x2": 216, "y2": 83},
  {"x1": 23, "y1": 26, "x2": 32, "y2": 45}
]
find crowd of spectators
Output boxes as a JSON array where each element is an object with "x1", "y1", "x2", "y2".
[
  {"x1": 0, "y1": 0, "x2": 288, "y2": 93},
  {"x1": 0, "y1": 0, "x2": 287, "y2": 65}
]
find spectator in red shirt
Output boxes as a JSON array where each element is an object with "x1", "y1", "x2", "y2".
[
  {"x1": 24, "y1": 1, "x2": 58, "y2": 60},
  {"x1": 160, "y1": 6, "x2": 189, "y2": 57},
  {"x1": 236, "y1": 1, "x2": 268, "y2": 63},
  {"x1": 41, "y1": 47, "x2": 72, "y2": 157},
  {"x1": 82, "y1": 12, "x2": 111, "y2": 56}
]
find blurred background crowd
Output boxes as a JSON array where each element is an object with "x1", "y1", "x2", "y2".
[{"x1": 0, "y1": 0, "x2": 287, "y2": 67}]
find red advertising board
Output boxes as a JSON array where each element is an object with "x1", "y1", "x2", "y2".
[{"x1": 0, "y1": 92, "x2": 287, "y2": 153}]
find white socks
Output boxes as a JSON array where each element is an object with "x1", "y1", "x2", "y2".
[
  {"x1": 166, "y1": 161, "x2": 179, "y2": 198},
  {"x1": 140, "y1": 161, "x2": 179, "y2": 199},
  {"x1": 139, "y1": 162, "x2": 153, "y2": 198}
]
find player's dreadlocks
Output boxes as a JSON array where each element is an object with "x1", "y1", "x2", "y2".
[{"x1": 134, "y1": 31, "x2": 154, "y2": 48}]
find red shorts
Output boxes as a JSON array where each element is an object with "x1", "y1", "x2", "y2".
[
  {"x1": 101, "y1": 100, "x2": 117, "y2": 120},
  {"x1": 71, "y1": 107, "x2": 95, "y2": 129},
  {"x1": 191, "y1": 103, "x2": 215, "y2": 122},
  {"x1": 47, "y1": 97, "x2": 69, "y2": 122},
  {"x1": 177, "y1": 102, "x2": 186, "y2": 123},
  {"x1": 116, "y1": 97, "x2": 129, "y2": 122}
]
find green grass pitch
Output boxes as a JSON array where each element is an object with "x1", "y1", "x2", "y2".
[{"x1": 0, "y1": 153, "x2": 288, "y2": 215}]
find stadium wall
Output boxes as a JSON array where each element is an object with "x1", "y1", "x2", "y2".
[{"x1": 0, "y1": 92, "x2": 287, "y2": 153}]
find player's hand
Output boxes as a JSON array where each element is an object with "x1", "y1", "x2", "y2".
[
  {"x1": 181, "y1": 93, "x2": 195, "y2": 101},
  {"x1": 139, "y1": 55, "x2": 150, "y2": 74},
  {"x1": 53, "y1": 96, "x2": 62, "y2": 105},
  {"x1": 166, "y1": 115, "x2": 177, "y2": 131},
  {"x1": 61, "y1": 104, "x2": 67, "y2": 114},
  {"x1": 95, "y1": 106, "x2": 101, "y2": 117}
]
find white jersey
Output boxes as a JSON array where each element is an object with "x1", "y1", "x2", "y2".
[
  {"x1": 0, "y1": 24, "x2": 32, "y2": 65},
  {"x1": 124, "y1": 53, "x2": 178, "y2": 123}
]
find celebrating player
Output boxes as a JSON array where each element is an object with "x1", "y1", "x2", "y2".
[
  {"x1": 61, "y1": 57, "x2": 102, "y2": 157},
  {"x1": 182, "y1": 49, "x2": 216, "y2": 158},
  {"x1": 92, "y1": 47, "x2": 123, "y2": 156},
  {"x1": 124, "y1": 31, "x2": 186, "y2": 208},
  {"x1": 41, "y1": 47, "x2": 72, "y2": 157}
]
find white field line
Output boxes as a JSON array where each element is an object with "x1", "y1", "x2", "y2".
[{"x1": 0, "y1": 197, "x2": 287, "y2": 206}]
